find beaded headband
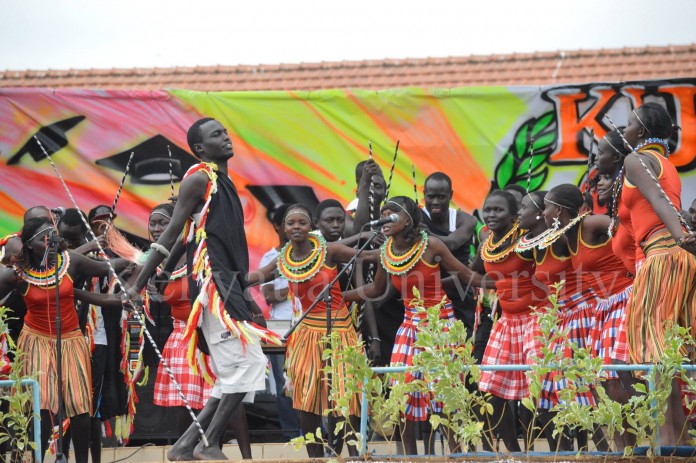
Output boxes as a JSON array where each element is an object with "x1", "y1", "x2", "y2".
[
  {"x1": 27, "y1": 225, "x2": 55, "y2": 243},
  {"x1": 633, "y1": 109, "x2": 650, "y2": 134},
  {"x1": 150, "y1": 210, "x2": 172, "y2": 220},
  {"x1": 603, "y1": 135, "x2": 625, "y2": 157},
  {"x1": 545, "y1": 198, "x2": 573, "y2": 210},
  {"x1": 526, "y1": 193, "x2": 543, "y2": 211},
  {"x1": 285, "y1": 210, "x2": 312, "y2": 223},
  {"x1": 385, "y1": 201, "x2": 413, "y2": 224}
]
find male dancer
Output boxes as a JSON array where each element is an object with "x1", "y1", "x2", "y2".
[
  {"x1": 420, "y1": 172, "x2": 478, "y2": 339},
  {"x1": 128, "y1": 118, "x2": 270, "y2": 460}
]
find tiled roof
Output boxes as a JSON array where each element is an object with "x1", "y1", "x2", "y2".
[{"x1": 1, "y1": 44, "x2": 695, "y2": 90}]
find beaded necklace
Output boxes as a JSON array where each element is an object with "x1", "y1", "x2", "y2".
[
  {"x1": 481, "y1": 222, "x2": 520, "y2": 262},
  {"x1": 538, "y1": 212, "x2": 590, "y2": 249},
  {"x1": 515, "y1": 228, "x2": 553, "y2": 252},
  {"x1": 278, "y1": 232, "x2": 327, "y2": 283},
  {"x1": 635, "y1": 138, "x2": 670, "y2": 158},
  {"x1": 17, "y1": 251, "x2": 70, "y2": 287},
  {"x1": 380, "y1": 229, "x2": 428, "y2": 275}
]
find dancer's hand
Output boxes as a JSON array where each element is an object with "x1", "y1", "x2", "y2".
[
  {"x1": 367, "y1": 339, "x2": 381, "y2": 365},
  {"x1": 146, "y1": 282, "x2": 163, "y2": 302},
  {"x1": 123, "y1": 287, "x2": 143, "y2": 308},
  {"x1": 252, "y1": 312, "x2": 267, "y2": 328},
  {"x1": 678, "y1": 232, "x2": 696, "y2": 255}
]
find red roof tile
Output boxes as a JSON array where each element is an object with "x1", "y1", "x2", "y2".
[{"x1": 1, "y1": 44, "x2": 695, "y2": 90}]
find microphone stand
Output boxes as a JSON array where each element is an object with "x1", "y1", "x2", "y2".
[
  {"x1": 283, "y1": 228, "x2": 380, "y2": 456},
  {"x1": 49, "y1": 231, "x2": 68, "y2": 463}
]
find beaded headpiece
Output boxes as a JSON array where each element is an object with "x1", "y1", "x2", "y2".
[
  {"x1": 526, "y1": 193, "x2": 543, "y2": 211},
  {"x1": 603, "y1": 135, "x2": 625, "y2": 157},
  {"x1": 27, "y1": 225, "x2": 55, "y2": 243},
  {"x1": 284, "y1": 210, "x2": 312, "y2": 223},
  {"x1": 633, "y1": 109, "x2": 650, "y2": 134},
  {"x1": 545, "y1": 198, "x2": 571, "y2": 210},
  {"x1": 149, "y1": 210, "x2": 172, "y2": 220},
  {"x1": 385, "y1": 200, "x2": 413, "y2": 224}
]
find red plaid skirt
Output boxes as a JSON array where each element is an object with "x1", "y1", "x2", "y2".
[
  {"x1": 154, "y1": 320, "x2": 214, "y2": 409},
  {"x1": 539, "y1": 291, "x2": 597, "y2": 409},
  {"x1": 590, "y1": 285, "x2": 632, "y2": 379},
  {"x1": 479, "y1": 311, "x2": 542, "y2": 400},
  {"x1": 390, "y1": 304, "x2": 454, "y2": 421},
  {"x1": 610, "y1": 312, "x2": 630, "y2": 363}
]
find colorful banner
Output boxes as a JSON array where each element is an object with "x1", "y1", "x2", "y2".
[{"x1": 1, "y1": 81, "x2": 695, "y2": 272}]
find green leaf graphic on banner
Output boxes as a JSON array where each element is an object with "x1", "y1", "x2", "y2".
[
  {"x1": 496, "y1": 152, "x2": 515, "y2": 188},
  {"x1": 529, "y1": 169, "x2": 548, "y2": 191},
  {"x1": 494, "y1": 111, "x2": 557, "y2": 191},
  {"x1": 531, "y1": 112, "x2": 554, "y2": 138},
  {"x1": 515, "y1": 125, "x2": 529, "y2": 160}
]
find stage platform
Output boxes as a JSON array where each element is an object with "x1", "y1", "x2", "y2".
[{"x1": 32, "y1": 441, "x2": 696, "y2": 462}]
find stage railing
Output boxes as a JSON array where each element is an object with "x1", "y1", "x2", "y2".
[
  {"x1": 0, "y1": 378, "x2": 41, "y2": 462},
  {"x1": 360, "y1": 364, "x2": 696, "y2": 457}
]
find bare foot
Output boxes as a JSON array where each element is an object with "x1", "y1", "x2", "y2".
[
  {"x1": 193, "y1": 440, "x2": 228, "y2": 460},
  {"x1": 167, "y1": 443, "x2": 196, "y2": 461}
]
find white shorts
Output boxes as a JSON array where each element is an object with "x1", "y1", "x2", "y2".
[{"x1": 201, "y1": 310, "x2": 267, "y2": 400}]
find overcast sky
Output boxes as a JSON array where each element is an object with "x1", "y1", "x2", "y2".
[{"x1": 1, "y1": 0, "x2": 695, "y2": 70}]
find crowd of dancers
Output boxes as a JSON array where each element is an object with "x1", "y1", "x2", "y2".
[{"x1": 1, "y1": 104, "x2": 696, "y2": 461}]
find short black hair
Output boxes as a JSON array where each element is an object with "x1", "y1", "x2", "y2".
[
  {"x1": 604, "y1": 129, "x2": 630, "y2": 158},
  {"x1": 636, "y1": 102, "x2": 675, "y2": 140},
  {"x1": 547, "y1": 184, "x2": 584, "y2": 217},
  {"x1": 187, "y1": 117, "x2": 216, "y2": 158},
  {"x1": 503, "y1": 184, "x2": 526, "y2": 196},
  {"x1": 152, "y1": 202, "x2": 175, "y2": 216},
  {"x1": 23, "y1": 206, "x2": 50, "y2": 222},
  {"x1": 315, "y1": 199, "x2": 345, "y2": 221},
  {"x1": 486, "y1": 190, "x2": 519, "y2": 217},
  {"x1": 58, "y1": 208, "x2": 88, "y2": 232},
  {"x1": 424, "y1": 172, "x2": 452, "y2": 190}
]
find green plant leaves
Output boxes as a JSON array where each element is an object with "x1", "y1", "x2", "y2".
[{"x1": 494, "y1": 110, "x2": 557, "y2": 192}]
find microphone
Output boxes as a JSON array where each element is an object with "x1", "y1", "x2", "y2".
[
  {"x1": 51, "y1": 207, "x2": 66, "y2": 218},
  {"x1": 368, "y1": 213, "x2": 399, "y2": 228}
]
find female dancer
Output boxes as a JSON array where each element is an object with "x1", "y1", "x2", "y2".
[
  {"x1": 469, "y1": 191, "x2": 547, "y2": 452},
  {"x1": 544, "y1": 184, "x2": 635, "y2": 450},
  {"x1": 0, "y1": 217, "x2": 127, "y2": 463},
  {"x1": 613, "y1": 102, "x2": 696, "y2": 444},
  {"x1": 248, "y1": 204, "x2": 370, "y2": 458},
  {"x1": 344, "y1": 196, "x2": 490, "y2": 455},
  {"x1": 147, "y1": 202, "x2": 216, "y2": 418}
]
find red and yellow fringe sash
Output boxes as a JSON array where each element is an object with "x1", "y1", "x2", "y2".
[{"x1": 180, "y1": 163, "x2": 282, "y2": 380}]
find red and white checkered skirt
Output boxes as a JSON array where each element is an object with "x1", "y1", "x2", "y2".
[
  {"x1": 390, "y1": 304, "x2": 454, "y2": 422},
  {"x1": 478, "y1": 311, "x2": 542, "y2": 400},
  {"x1": 539, "y1": 291, "x2": 597, "y2": 409},
  {"x1": 154, "y1": 319, "x2": 215, "y2": 409},
  {"x1": 590, "y1": 285, "x2": 632, "y2": 379}
]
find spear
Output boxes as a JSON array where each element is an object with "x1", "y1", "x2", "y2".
[
  {"x1": 584, "y1": 127, "x2": 595, "y2": 192},
  {"x1": 383, "y1": 140, "x2": 400, "y2": 202},
  {"x1": 526, "y1": 135, "x2": 535, "y2": 194}
]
